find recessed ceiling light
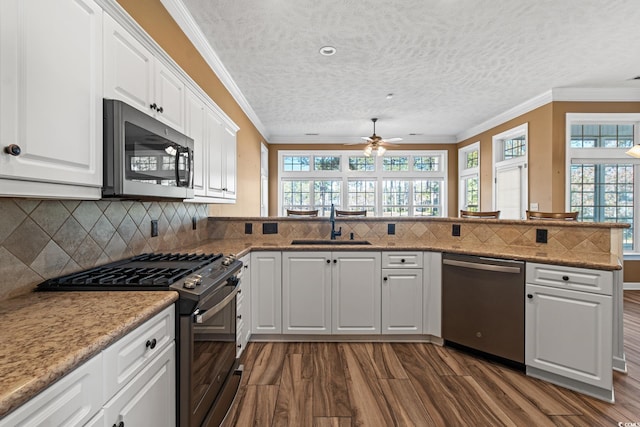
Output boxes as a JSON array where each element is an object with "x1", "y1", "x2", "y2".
[
  {"x1": 305, "y1": 133, "x2": 319, "y2": 136},
  {"x1": 319, "y1": 46, "x2": 336, "y2": 56},
  {"x1": 386, "y1": 93, "x2": 394, "y2": 99},
  {"x1": 632, "y1": 76, "x2": 640, "y2": 80},
  {"x1": 408, "y1": 133, "x2": 423, "y2": 136}
]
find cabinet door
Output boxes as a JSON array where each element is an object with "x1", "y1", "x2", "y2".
[
  {"x1": 103, "y1": 14, "x2": 153, "y2": 115},
  {"x1": 186, "y1": 89, "x2": 206, "y2": 195},
  {"x1": 283, "y1": 252, "x2": 332, "y2": 334},
  {"x1": 250, "y1": 251, "x2": 282, "y2": 334},
  {"x1": 332, "y1": 252, "x2": 381, "y2": 334},
  {"x1": 525, "y1": 283, "x2": 612, "y2": 390},
  {"x1": 238, "y1": 254, "x2": 252, "y2": 349},
  {"x1": 0, "y1": 354, "x2": 102, "y2": 427},
  {"x1": 205, "y1": 109, "x2": 225, "y2": 198},
  {"x1": 154, "y1": 60, "x2": 185, "y2": 132},
  {"x1": 103, "y1": 343, "x2": 175, "y2": 427},
  {"x1": 0, "y1": 0, "x2": 102, "y2": 192},
  {"x1": 423, "y1": 252, "x2": 442, "y2": 337},
  {"x1": 222, "y1": 125, "x2": 237, "y2": 199},
  {"x1": 382, "y1": 268, "x2": 423, "y2": 334}
]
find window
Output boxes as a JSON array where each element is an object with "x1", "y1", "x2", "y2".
[
  {"x1": 566, "y1": 114, "x2": 640, "y2": 253},
  {"x1": 459, "y1": 142, "x2": 480, "y2": 212},
  {"x1": 279, "y1": 150, "x2": 448, "y2": 216},
  {"x1": 493, "y1": 124, "x2": 528, "y2": 219}
]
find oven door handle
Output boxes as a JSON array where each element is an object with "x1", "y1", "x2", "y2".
[{"x1": 193, "y1": 279, "x2": 240, "y2": 324}]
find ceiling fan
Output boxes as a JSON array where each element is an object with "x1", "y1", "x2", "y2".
[{"x1": 346, "y1": 118, "x2": 402, "y2": 156}]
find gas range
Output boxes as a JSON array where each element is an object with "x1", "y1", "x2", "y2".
[{"x1": 37, "y1": 252, "x2": 243, "y2": 312}]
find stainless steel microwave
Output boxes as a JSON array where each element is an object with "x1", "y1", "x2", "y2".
[{"x1": 102, "y1": 99, "x2": 194, "y2": 199}]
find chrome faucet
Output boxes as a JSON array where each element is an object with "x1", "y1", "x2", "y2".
[{"x1": 329, "y1": 204, "x2": 342, "y2": 240}]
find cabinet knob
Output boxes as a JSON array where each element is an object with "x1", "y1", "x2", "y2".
[
  {"x1": 149, "y1": 103, "x2": 157, "y2": 111},
  {"x1": 146, "y1": 338, "x2": 157, "y2": 349},
  {"x1": 244, "y1": 264, "x2": 249, "y2": 269},
  {"x1": 383, "y1": 277, "x2": 388, "y2": 281},
  {"x1": 401, "y1": 259, "x2": 406, "y2": 263},
  {"x1": 527, "y1": 294, "x2": 533, "y2": 299},
  {"x1": 333, "y1": 259, "x2": 337, "y2": 264},
  {"x1": 237, "y1": 314, "x2": 242, "y2": 320},
  {"x1": 4, "y1": 144, "x2": 21, "y2": 156},
  {"x1": 157, "y1": 106, "x2": 164, "y2": 113},
  {"x1": 237, "y1": 344, "x2": 242, "y2": 349},
  {"x1": 562, "y1": 275, "x2": 569, "y2": 281},
  {"x1": 326, "y1": 259, "x2": 331, "y2": 264}
]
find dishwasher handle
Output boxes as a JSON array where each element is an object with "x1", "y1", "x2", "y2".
[{"x1": 443, "y1": 258, "x2": 522, "y2": 274}]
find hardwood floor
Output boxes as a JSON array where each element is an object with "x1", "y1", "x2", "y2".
[{"x1": 222, "y1": 291, "x2": 640, "y2": 426}]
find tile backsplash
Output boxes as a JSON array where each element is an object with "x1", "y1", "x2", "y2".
[{"x1": 0, "y1": 199, "x2": 209, "y2": 300}]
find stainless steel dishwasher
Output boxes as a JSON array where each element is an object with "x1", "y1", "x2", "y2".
[{"x1": 442, "y1": 253, "x2": 525, "y2": 365}]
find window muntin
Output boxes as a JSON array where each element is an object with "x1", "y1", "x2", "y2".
[
  {"x1": 348, "y1": 156, "x2": 375, "y2": 171},
  {"x1": 347, "y1": 180, "x2": 376, "y2": 213},
  {"x1": 570, "y1": 124, "x2": 634, "y2": 148},
  {"x1": 382, "y1": 156, "x2": 409, "y2": 172},
  {"x1": 414, "y1": 156, "x2": 440, "y2": 172},
  {"x1": 503, "y1": 136, "x2": 526, "y2": 160},
  {"x1": 314, "y1": 156, "x2": 341, "y2": 171},
  {"x1": 282, "y1": 180, "x2": 311, "y2": 209},
  {"x1": 279, "y1": 151, "x2": 447, "y2": 217},
  {"x1": 283, "y1": 156, "x2": 310, "y2": 171}
]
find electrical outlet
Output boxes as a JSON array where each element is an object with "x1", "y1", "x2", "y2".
[
  {"x1": 263, "y1": 223, "x2": 278, "y2": 234},
  {"x1": 536, "y1": 228, "x2": 548, "y2": 243},
  {"x1": 245, "y1": 223, "x2": 253, "y2": 234},
  {"x1": 192, "y1": 217, "x2": 197, "y2": 230},
  {"x1": 151, "y1": 220, "x2": 159, "y2": 237},
  {"x1": 387, "y1": 224, "x2": 395, "y2": 235},
  {"x1": 452, "y1": 224, "x2": 461, "y2": 237}
]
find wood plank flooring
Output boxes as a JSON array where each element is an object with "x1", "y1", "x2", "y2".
[{"x1": 222, "y1": 291, "x2": 640, "y2": 426}]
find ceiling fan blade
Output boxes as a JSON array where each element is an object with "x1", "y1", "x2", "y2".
[
  {"x1": 361, "y1": 136, "x2": 373, "y2": 142},
  {"x1": 381, "y1": 137, "x2": 403, "y2": 143},
  {"x1": 381, "y1": 141, "x2": 400, "y2": 147},
  {"x1": 344, "y1": 142, "x2": 366, "y2": 145}
]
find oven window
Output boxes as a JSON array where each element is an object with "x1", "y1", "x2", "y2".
[{"x1": 124, "y1": 122, "x2": 188, "y2": 186}]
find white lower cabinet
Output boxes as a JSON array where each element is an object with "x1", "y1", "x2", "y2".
[
  {"x1": 0, "y1": 354, "x2": 103, "y2": 427},
  {"x1": 237, "y1": 254, "x2": 252, "y2": 357},
  {"x1": 0, "y1": 305, "x2": 176, "y2": 426},
  {"x1": 282, "y1": 252, "x2": 332, "y2": 334},
  {"x1": 251, "y1": 251, "x2": 282, "y2": 334},
  {"x1": 525, "y1": 262, "x2": 613, "y2": 401},
  {"x1": 332, "y1": 252, "x2": 382, "y2": 334}
]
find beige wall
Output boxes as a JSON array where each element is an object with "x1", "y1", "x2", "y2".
[
  {"x1": 267, "y1": 143, "x2": 458, "y2": 217},
  {"x1": 116, "y1": 0, "x2": 265, "y2": 217}
]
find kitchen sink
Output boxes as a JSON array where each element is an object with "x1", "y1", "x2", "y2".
[{"x1": 290, "y1": 239, "x2": 372, "y2": 245}]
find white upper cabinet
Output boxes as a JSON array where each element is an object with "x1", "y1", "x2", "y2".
[
  {"x1": 186, "y1": 89, "x2": 206, "y2": 194},
  {"x1": 0, "y1": 0, "x2": 103, "y2": 199},
  {"x1": 103, "y1": 14, "x2": 185, "y2": 132}
]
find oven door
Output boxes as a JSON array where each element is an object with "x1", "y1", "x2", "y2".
[{"x1": 179, "y1": 280, "x2": 240, "y2": 427}]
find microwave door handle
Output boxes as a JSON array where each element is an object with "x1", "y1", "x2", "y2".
[
  {"x1": 175, "y1": 146, "x2": 191, "y2": 187},
  {"x1": 187, "y1": 147, "x2": 193, "y2": 188}
]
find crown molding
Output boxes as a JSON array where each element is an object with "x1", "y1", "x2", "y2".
[
  {"x1": 159, "y1": 0, "x2": 270, "y2": 140},
  {"x1": 552, "y1": 87, "x2": 640, "y2": 102},
  {"x1": 269, "y1": 134, "x2": 457, "y2": 145}
]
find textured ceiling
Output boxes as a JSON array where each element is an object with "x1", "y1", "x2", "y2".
[{"x1": 178, "y1": 0, "x2": 640, "y2": 143}]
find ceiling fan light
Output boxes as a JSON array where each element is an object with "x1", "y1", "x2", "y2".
[
  {"x1": 625, "y1": 144, "x2": 640, "y2": 158},
  {"x1": 377, "y1": 146, "x2": 386, "y2": 156},
  {"x1": 364, "y1": 146, "x2": 373, "y2": 156}
]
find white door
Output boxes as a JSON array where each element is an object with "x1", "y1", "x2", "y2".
[
  {"x1": 154, "y1": 60, "x2": 185, "y2": 132},
  {"x1": 0, "y1": 0, "x2": 102, "y2": 188},
  {"x1": 525, "y1": 284, "x2": 612, "y2": 389},
  {"x1": 222, "y1": 125, "x2": 237, "y2": 199},
  {"x1": 250, "y1": 252, "x2": 282, "y2": 334},
  {"x1": 185, "y1": 90, "x2": 206, "y2": 195},
  {"x1": 332, "y1": 252, "x2": 381, "y2": 334},
  {"x1": 282, "y1": 252, "x2": 332, "y2": 334},
  {"x1": 206, "y1": 110, "x2": 225, "y2": 198},
  {"x1": 382, "y1": 268, "x2": 423, "y2": 334}
]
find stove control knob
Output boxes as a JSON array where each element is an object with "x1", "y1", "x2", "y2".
[{"x1": 183, "y1": 274, "x2": 202, "y2": 289}]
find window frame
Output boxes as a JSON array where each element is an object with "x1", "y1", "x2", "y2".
[
  {"x1": 565, "y1": 113, "x2": 640, "y2": 255},
  {"x1": 278, "y1": 150, "x2": 448, "y2": 217},
  {"x1": 458, "y1": 142, "x2": 480, "y2": 212},
  {"x1": 492, "y1": 123, "x2": 529, "y2": 219}
]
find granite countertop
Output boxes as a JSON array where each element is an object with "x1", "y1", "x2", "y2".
[
  {"x1": 188, "y1": 239, "x2": 622, "y2": 271},
  {"x1": 0, "y1": 290, "x2": 178, "y2": 418}
]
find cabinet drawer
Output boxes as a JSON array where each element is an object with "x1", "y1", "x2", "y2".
[
  {"x1": 526, "y1": 263, "x2": 613, "y2": 295},
  {"x1": 382, "y1": 252, "x2": 423, "y2": 268},
  {"x1": 103, "y1": 305, "x2": 175, "y2": 401},
  {"x1": 0, "y1": 354, "x2": 103, "y2": 427}
]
